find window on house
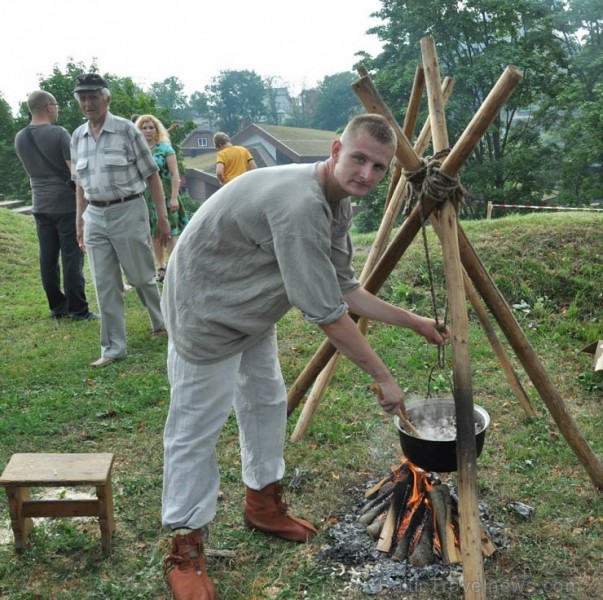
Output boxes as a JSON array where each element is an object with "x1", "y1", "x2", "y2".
[{"x1": 197, "y1": 137, "x2": 208, "y2": 147}]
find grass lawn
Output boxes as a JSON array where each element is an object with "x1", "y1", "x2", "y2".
[{"x1": 0, "y1": 208, "x2": 601, "y2": 599}]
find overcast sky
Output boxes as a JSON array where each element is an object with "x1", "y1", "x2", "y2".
[{"x1": 1, "y1": 0, "x2": 384, "y2": 115}]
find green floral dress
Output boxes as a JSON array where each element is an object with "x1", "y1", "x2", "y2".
[{"x1": 145, "y1": 142, "x2": 189, "y2": 236}]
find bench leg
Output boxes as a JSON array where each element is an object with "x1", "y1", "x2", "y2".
[
  {"x1": 5, "y1": 486, "x2": 34, "y2": 554},
  {"x1": 96, "y1": 479, "x2": 115, "y2": 555}
]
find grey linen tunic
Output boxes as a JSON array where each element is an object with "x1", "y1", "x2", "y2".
[{"x1": 161, "y1": 162, "x2": 360, "y2": 364}]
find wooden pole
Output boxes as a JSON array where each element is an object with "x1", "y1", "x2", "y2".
[
  {"x1": 464, "y1": 277, "x2": 537, "y2": 417},
  {"x1": 383, "y1": 63, "x2": 425, "y2": 211},
  {"x1": 421, "y1": 34, "x2": 484, "y2": 600},
  {"x1": 351, "y1": 74, "x2": 422, "y2": 172}
]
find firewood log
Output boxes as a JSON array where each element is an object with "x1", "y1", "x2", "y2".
[
  {"x1": 360, "y1": 479, "x2": 396, "y2": 513},
  {"x1": 428, "y1": 483, "x2": 461, "y2": 564},
  {"x1": 392, "y1": 497, "x2": 427, "y2": 562},
  {"x1": 409, "y1": 516, "x2": 436, "y2": 567},
  {"x1": 480, "y1": 525, "x2": 497, "y2": 557},
  {"x1": 359, "y1": 496, "x2": 392, "y2": 525},
  {"x1": 363, "y1": 473, "x2": 393, "y2": 499},
  {"x1": 376, "y1": 501, "x2": 398, "y2": 553},
  {"x1": 366, "y1": 517, "x2": 386, "y2": 541}
]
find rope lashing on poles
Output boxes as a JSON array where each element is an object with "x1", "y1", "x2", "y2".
[{"x1": 402, "y1": 149, "x2": 467, "y2": 216}]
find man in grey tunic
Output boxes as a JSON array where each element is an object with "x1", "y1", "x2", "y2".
[{"x1": 160, "y1": 114, "x2": 448, "y2": 600}]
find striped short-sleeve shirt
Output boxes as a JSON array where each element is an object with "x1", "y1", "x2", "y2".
[{"x1": 71, "y1": 112, "x2": 158, "y2": 201}]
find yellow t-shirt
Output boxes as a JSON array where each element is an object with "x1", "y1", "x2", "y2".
[{"x1": 216, "y1": 145, "x2": 254, "y2": 184}]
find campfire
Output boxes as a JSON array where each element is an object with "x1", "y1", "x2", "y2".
[{"x1": 358, "y1": 460, "x2": 496, "y2": 567}]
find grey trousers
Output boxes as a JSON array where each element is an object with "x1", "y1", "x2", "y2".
[
  {"x1": 83, "y1": 197, "x2": 163, "y2": 358},
  {"x1": 162, "y1": 331, "x2": 287, "y2": 530}
]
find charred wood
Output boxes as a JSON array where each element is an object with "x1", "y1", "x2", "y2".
[
  {"x1": 358, "y1": 495, "x2": 392, "y2": 525},
  {"x1": 392, "y1": 497, "x2": 427, "y2": 562},
  {"x1": 428, "y1": 483, "x2": 459, "y2": 565},
  {"x1": 409, "y1": 515, "x2": 436, "y2": 567},
  {"x1": 376, "y1": 474, "x2": 413, "y2": 552}
]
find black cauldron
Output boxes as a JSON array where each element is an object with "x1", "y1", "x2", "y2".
[{"x1": 394, "y1": 397, "x2": 490, "y2": 473}]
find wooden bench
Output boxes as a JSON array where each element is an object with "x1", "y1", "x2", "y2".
[{"x1": 0, "y1": 453, "x2": 115, "y2": 555}]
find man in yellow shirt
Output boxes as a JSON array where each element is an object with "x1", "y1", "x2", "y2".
[{"x1": 214, "y1": 132, "x2": 257, "y2": 185}]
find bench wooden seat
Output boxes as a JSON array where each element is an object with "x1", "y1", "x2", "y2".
[{"x1": 0, "y1": 453, "x2": 115, "y2": 554}]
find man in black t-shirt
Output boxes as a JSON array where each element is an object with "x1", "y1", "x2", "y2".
[{"x1": 15, "y1": 90, "x2": 96, "y2": 320}]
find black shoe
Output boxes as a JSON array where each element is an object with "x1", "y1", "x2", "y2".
[
  {"x1": 51, "y1": 312, "x2": 68, "y2": 320},
  {"x1": 72, "y1": 312, "x2": 100, "y2": 321}
]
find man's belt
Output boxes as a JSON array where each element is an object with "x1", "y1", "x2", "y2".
[{"x1": 88, "y1": 193, "x2": 142, "y2": 207}]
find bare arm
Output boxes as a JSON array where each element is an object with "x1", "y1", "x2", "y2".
[
  {"x1": 165, "y1": 153, "x2": 181, "y2": 212},
  {"x1": 75, "y1": 184, "x2": 87, "y2": 251},
  {"x1": 147, "y1": 171, "x2": 170, "y2": 245},
  {"x1": 344, "y1": 287, "x2": 448, "y2": 345},
  {"x1": 318, "y1": 287, "x2": 449, "y2": 416},
  {"x1": 216, "y1": 162, "x2": 225, "y2": 185},
  {"x1": 247, "y1": 158, "x2": 257, "y2": 171},
  {"x1": 319, "y1": 313, "x2": 405, "y2": 416}
]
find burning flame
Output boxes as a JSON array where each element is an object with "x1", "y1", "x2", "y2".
[
  {"x1": 393, "y1": 460, "x2": 454, "y2": 559},
  {"x1": 364, "y1": 459, "x2": 491, "y2": 565}
]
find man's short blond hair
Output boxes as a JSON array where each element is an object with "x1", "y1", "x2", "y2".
[
  {"x1": 213, "y1": 132, "x2": 231, "y2": 148},
  {"x1": 340, "y1": 114, "x2": 397, "y2": 153}
]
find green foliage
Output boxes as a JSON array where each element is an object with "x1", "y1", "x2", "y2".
[
  {"x1": 205, "y1": 69, "x2": 267, "y2": 134},
  {"x1": 29, "y1": 60, "x2": 100, "y2": 133},
  {"x1": 351, "y1": 178, "x2": 394, "y2": 233},
  {"x1": 310, "y1": 72, "x2": 363, "y2": 131},
  {"x1": 365, "y1": 0, "x2": 601, "y2": 209},
  {"x1": 188, "y1": 90, "x2": 209, "y2": 118},
  {"x1": 0, "y1": 96, "x2": 26, "y2": 199}
]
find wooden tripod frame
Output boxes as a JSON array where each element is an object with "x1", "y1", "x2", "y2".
[{"x1": 286, "y1": 35, "x2": 603, "y2": 600}]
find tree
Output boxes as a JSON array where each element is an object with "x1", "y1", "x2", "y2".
[
  {"x1": 148, "y1": 77, "x2": 189, "y2": 122},
  {"x1": 538, "y1": 0, "x2": 603, "y2": 204},
  {"x1": 285, "y1": 88, "x2": 319, "y2": 128},
  {"x1": 188, "y1": 91, "x2": 209, "y2": 119},
  {"x1": 0, "y1": 63, "x2": 170, "y2": 200},
  {"x1": 310, "y1": 72, "x2": 363, "y2": 131},
  {"x1": 19, "y1": 60, "x2": 98, "y2": 134},
  {"x1": 205, "y1": 70, "x2": 267, "y2": 134},
  {"x1": 362, "y1": 0, "x2": 583, "y2": 216},
  {"x1": 11, "y1": 61, "x2": 160, "y2": 132},
  {"x1": 0, "y1": 95, "x2": 27, "y2": 198}
]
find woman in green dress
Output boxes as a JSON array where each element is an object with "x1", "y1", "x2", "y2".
[{"x1": 136, "y1": 114, "x2": 188, "y2": 282}]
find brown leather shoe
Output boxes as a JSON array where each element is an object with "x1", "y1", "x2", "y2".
[
  {"x1": 164, "y1": 529, "x2": 219, "y2": 600},
  {"x1": 243, "y1": 482, "x2": 317, "y2": 543}
]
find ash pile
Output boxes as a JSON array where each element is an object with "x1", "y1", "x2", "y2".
[{"x1": 316, "y1": 461, "x2": 507, "y2": 596}]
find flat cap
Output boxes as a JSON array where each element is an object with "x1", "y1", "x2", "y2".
[{"x1": 74, "y1": 73, "x2": 108, "y2": 92}]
